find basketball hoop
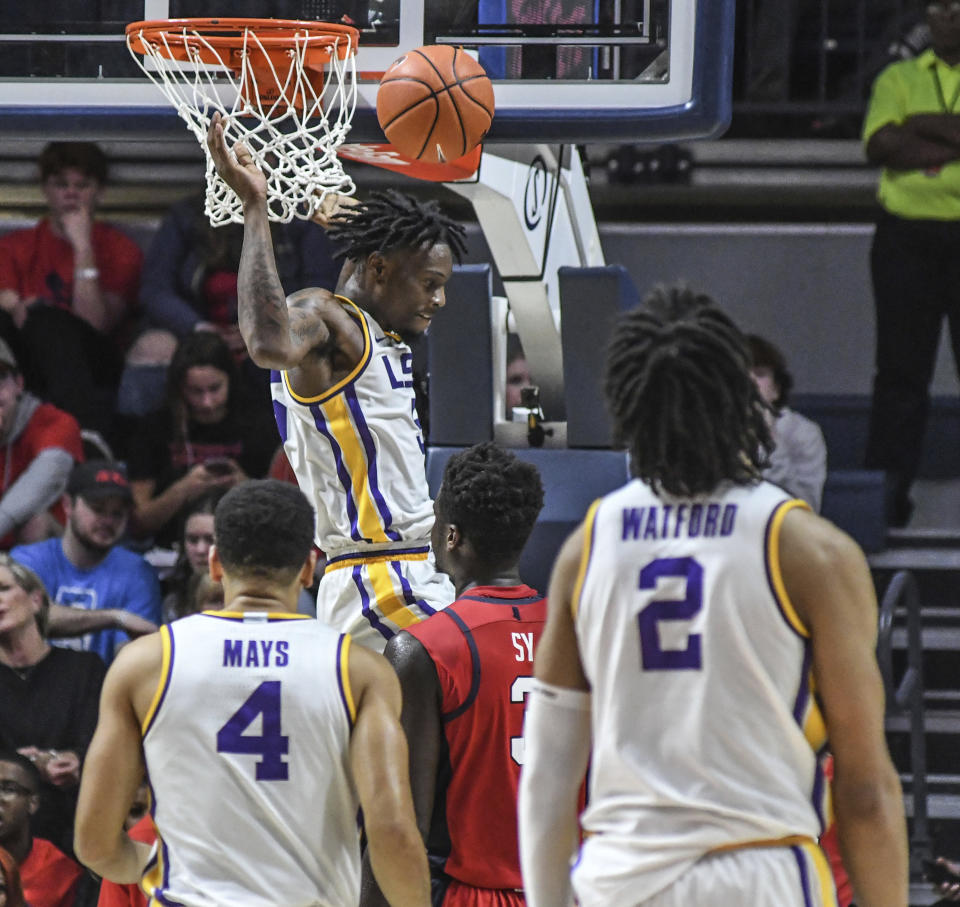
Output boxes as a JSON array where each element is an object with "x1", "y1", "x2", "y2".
[{"x1": 126, "y1": 18, "x2": 360, "y2": 225}]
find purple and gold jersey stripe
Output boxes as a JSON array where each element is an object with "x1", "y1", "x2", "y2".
[
  {"x1": 310, "y1": 400, "x2": 368, "y2": 542},
  {"x1": 281, "y1": 296, "x2": 371, "y2": 405},
  {"x1": 142, "y1": 625, "x2": 174, "y2": 737},
  {"x1": 343, "y1": 384, "x2": 399, "y2": 537},
  {"x1": 279, "y1": 296, "x2": 400, "y2": 544},
  {"x1": 791, "y1": 839, "x2": 840, "y2": 907},
  {"x1": 337, "y1": 634, "x2": 356, "y2": 726},
  {"x1": 765, "y1": 499, "x2": 812, "y2": 638},
  {"x1": 791, "y1": 644, "x2": 830, "y2": 832},
  {"x1": 143, "y1": 778, "x2": 174, "y2": 907},
  {"x1": 311, "y1": 386, "x2": 401, "y2": 545},
  {"x1": 571, "y1": 499, "x2": 602, "y2": 621}
]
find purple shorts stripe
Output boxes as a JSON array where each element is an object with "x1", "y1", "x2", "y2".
[
  {"x1": 390, "y1": 559, "x2": 436, "y2": 617},
  {"x1": 326, "y1": 545, "x2": 430, "y2": 567},
  {"x1": 790, "y1": 845, "x2": 814, "y2": 907},
  {"x1": 310, "y1": 402, "x2": 365, "y2": 543},
  {"x1": 352, "y1": 565, "x2": 394, "y2": 642},
  {"x1": 343, "y1": 385, "x2": 401, "y2": 542}
]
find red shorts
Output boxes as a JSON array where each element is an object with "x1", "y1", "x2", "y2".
[{"x1": 435, "y1": 878, "x2": 526, "y2": 907}]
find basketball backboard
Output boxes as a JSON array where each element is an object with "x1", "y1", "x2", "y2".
[{"x1": 0, "y1": 0, "x2": 735, "y2": 143}]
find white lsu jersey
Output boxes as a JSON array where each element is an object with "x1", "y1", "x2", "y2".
[
  {"x1": 572, "y1": 479, "x2": 833, "y2": 907},
  {"x1": 270, "y1": 296, "x2": 434, "y2": 556},
  {"x1": 141, "y1": 612, "x2": 360, "y2": 907}
]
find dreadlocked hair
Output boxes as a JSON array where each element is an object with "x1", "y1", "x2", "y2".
[
  {"x1": 604, "y1": 283, "x2": 773, "y2": 498},
  {"x1": 436, "y1": 442, "x2": 544, "y2": 566},
  {"x1": 325, "y1": 189, "x2": 467, "y2": 263}
]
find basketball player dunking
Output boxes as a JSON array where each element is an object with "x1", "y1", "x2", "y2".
[
  {"x1": 518, "y1": 286, "x2": 908, "y2": 907},
  {"x1": 74, "y1": 480, "x2": 429, "y2": 905},
  {"x1": 207, "y1": 113, "x2": 464, "y2": 651}
]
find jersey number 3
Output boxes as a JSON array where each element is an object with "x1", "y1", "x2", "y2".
[
  {"x1": 637, "y1": 557, "x2": 703, "y2": 671},
  {"x1": 216, "y1": 681, "x2": 290, "y2": 780}
]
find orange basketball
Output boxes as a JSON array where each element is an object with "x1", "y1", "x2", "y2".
[{"x1": 377, "y1": 45, "x2": 494, "y2": 164}]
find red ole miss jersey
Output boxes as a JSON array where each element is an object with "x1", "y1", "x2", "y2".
[{"x1": 405, "y1": 584, "x2": 545, "y2": 891}]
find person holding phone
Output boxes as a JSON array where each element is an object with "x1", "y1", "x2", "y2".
[{"x1": 123, "y1": 331, "x2": 276, "y2": 547}]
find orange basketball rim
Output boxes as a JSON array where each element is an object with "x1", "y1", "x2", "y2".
[{"x1": 126, "y1": 18, "x2": 359, "y2": 114}]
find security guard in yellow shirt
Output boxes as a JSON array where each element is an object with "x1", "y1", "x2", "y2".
[{"x1": 863, "y1": 0, "x2": 960, "y2": 527}]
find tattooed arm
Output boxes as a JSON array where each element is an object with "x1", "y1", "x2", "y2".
[
  {"x1": 234, "y1": 199, "x2": 334, "y2": 370},
  {"x1": 205, "y1": 114, "x2": 353, "y2": 375}
]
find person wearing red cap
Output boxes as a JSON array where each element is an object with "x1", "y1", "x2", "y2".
[{"x1": 11, "y1": 460, "x2": 162, "y2": 666}]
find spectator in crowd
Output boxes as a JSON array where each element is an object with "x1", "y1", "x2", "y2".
[
  {"x1": 124, "y1": 331, "x2": 276, "y2": 546},
  {"x1": 12, "y1": 461, "x2": 162, "y2": 666},
  {"x1": 0, "y1": 338, "x2": 83, "y2": 549},
  {"x1": 0, "y1": 753, "x2": 81, "y2": 907},
  {"x1": 113, "y1": 328, "x2": 179, "y2": 433},
  {"x1": 184, "y1": 572, "x2": 224, "y2": 614},
  {"x1": 930, "y1": 853, "x2": 960, "y2": 899},
  {"x1": 862, "y1": 0, "x2": 960, "y2": 526},
  {"x1": 0, "y1": 142, "x2": 142, "y2": 436},
  {"x1": 160, "y1": 488, "x2": 224, "y2": 623},
  {"x1": 95, "y1": 815, "x2": 154, "y2": 907},
  {"x1": 360, "y1": 442, "x2": 546, "y2": 907},
  {"x1": 139, "y1": 191, "x2": 340, "y2": 355},
  {"x1": 267, "y1": 444, "x2": 299, "y2": 486},
  {"x1": 747, "y1": 333, "x2": 828, "y2": 511},
  {"x1": 0, "y1": 844, "x2": 26, "y2": 907},
  {"x1": 505, "y1": 333, "x2": 533, "y2": 419},
  {"x1": 0, "y1": 555, "x2": 105, "y2": 856}
]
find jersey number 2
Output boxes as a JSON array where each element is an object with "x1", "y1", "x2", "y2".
[
  {"x1": 637, "y1": 557, "x2": 703, "y2": 671},
  {"x1": 216, "y1": 681, "x2": 289, "y2": 780}
]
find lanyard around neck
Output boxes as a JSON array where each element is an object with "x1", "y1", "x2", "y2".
[{"x1": 932, "y1": 64, "x2": 960, "y2": 113}]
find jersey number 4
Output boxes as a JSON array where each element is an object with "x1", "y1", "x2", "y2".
[
  {"x1": 637, "y1": 557, "x2": 703, "y2": 671},
  {"x1": 216, "y1": 681, "x2": 290, "y2": 780}
]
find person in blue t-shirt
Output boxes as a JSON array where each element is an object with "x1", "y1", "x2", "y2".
[{"x1": 12, "y1": 460, "x2": 161, "y2": 665}]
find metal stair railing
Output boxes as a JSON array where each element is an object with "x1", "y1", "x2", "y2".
[{"x1": 877, "y1": 569, "x2": 930, "y2": 871}]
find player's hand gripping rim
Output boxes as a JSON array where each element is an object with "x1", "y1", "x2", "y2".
[{"x1": 206, "y1": 112, "x2": 268, "y2": 206}]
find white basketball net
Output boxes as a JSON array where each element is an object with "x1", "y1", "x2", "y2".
[{"x1": 127, "y1": 23, "x2": 357, "y2": 225}]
